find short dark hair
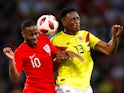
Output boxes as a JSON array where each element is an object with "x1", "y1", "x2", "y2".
[
  {"x1": 60, "y1": 8, "x2": 76, "y2": 19},
  {"x1": 21, "y1": 19, "x2": 36, "y2": 31}
]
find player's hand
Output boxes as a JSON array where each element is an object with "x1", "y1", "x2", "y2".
[
  {"x1": 66, "y1": 51, "x2": 84, "y2": 62},
  {"x1": 3, "y1": 47, "x2": 14, "y2": 61},
  {"x1": 55, "y1": 50, "x2": 68, "y2": 62},
  {"x1": 111, "y1": 24, "x2": 123, "y2": 38},
  {"x1": 55, "y1": 50, "x2": 84, "y2": 62}
]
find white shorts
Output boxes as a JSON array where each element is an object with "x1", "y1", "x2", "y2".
[{"x1": 56, "y1": 84, "x2": 93, "y2": 93}]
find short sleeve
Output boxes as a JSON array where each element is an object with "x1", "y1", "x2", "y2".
[
  {"x1": 89, "y1": 33, "x2": 101, "y2": 49},
  {"x1": 14, "y1": 50, "x2": 23, "y2": 74}
]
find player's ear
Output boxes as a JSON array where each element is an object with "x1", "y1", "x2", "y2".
[
  {"x1": 21, "y1": 31, "x2": 25, "y2": 38},
  {"x1": 62, "y1": 19, "x2": 67, "y2": 27}
]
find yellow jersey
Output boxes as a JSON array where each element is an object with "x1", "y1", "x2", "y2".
[{"x1": 51, "y1": 30, "x2": 100, "y2": 90}]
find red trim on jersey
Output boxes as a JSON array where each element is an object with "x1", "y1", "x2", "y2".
[
  {"x1": 86, "y1": 32, "x2": 90, "y2": 42},
  {"x1": 55, "y1": 46, "x2": 67, "y2": 51}
]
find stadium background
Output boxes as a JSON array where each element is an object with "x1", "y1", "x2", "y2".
[{"x1": 0, "y1": 0, "x2": 124, "y2": 93}]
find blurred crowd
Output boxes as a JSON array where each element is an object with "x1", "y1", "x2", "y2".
[{"x1": 0, "y1": 0, "x2": 124, "y2": 93}]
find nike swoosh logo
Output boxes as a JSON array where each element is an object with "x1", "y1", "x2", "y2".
[{"x1": 29, "y1": 54, "x2": 36, "y2": 59}]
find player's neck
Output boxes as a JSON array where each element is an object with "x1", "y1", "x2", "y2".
[
  {"x1": 24, "y1": 41, "x2": 36, "y2": 48},
  {"x1": 64, "y1": 29, "x2": 77, "y2": 35}
]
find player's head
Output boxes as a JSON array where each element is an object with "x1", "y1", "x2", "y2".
[
  {"x1": 21, "y1": 19, "x2": 39, "y2": 47},
  {"x1": 60, "y1": 8, "x2": 80, "y2": 35}
]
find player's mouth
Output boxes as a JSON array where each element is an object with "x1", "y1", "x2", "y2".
[
  {"x1": 74, "y1": 24, "x2": 80, "y2": 30},
  {"x1": 31, "y1": 39, "x2": 38, "y2": 47}
]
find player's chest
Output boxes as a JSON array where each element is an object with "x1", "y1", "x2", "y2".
[
  {"x1": 22, "y1": 48, "x2": 52, "y2": 68},
  {"x1": 57, "y1": 36, "x2": 90, "y2": 54},
  {"x1": 24, "y1": 44, "x2": 51, "y2": 61},
  {"x1": 58, "y1": 36, "x2": 89, "y2": 47}
]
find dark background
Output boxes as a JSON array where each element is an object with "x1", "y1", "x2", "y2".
[{"x1": 0, "y1": 0, "x2": 124, "y2": 93}]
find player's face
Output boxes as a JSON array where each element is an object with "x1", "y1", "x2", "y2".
[
  {"x1": 62, "y1": 11, "x2": 80, "y2": 35},
  {"x1": 22, "y1": 25, "x2": 39, "y2": 47}
]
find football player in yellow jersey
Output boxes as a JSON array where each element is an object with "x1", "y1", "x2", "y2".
[{"x1": 51, "y1": 8, "x2": 123, "y2": 93}]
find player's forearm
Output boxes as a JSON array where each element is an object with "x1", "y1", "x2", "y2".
[
  {"x1": 9, "y1": 59, "x2": 20, "y2": 83},
  {"x1": 107, "y1": 36, "x2": 118, "y2": 55}
]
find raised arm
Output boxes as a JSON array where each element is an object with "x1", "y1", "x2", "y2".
[
  {"x1": 3, "y1": 47, "x2": 20, "y2": 83},
  {"x1": 95, "y1": 24, "x2": 123, "y2": 55}
]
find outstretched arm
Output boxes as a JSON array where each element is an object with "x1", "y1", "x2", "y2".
[
  {"x1": 95, "y1": 24, "x2": 123, "y2": 55},
  {"x1": 3, "y1": 47, "x2": 20, "y2": 83},
  {"x1": 55, "y1": 50, "x2": 84, "y2": 62},
  {"x1": 53, "y1": 50, "x2": 84, "y2": 71}
]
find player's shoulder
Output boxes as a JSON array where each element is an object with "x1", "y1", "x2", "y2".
[
  {"x1": 14, "y1": 43, "x2": 25, "y2": 54},
  {"x1": 79, "y1": 29, "x2": 89, "y2": 33},
  {"x1": 38, "y1": 34, "x2": 50, "y2": 43},
  {"x1": 39, "y1": 34, "x2": 48, "y2": 39},
  {"x1": 51, "y1": 31, "x2": 63, "y2": 40},
  {"x1": 79, "y1": 29, "x2": 89, "y2": 34}
]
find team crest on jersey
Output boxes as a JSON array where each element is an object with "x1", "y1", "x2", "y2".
[
  {"x1": 43, "y1": 44, "x2": 51, "y2": 55},
  {"x1": 78, "y1": 36, "x2": 83, "y2": 41}
]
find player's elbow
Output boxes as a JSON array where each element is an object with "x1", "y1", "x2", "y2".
[
  {"x1": 9, "y1": 73, "x2": 20, "y2": 84},
  {"x1": 10, "y1": 77, "x2": 20, "y2": 84},
  {"x1": 105, "y1": 52, "x2": 111, "y2": 56},
  {"x1": 104, "y1": 51, "x2": 115, "y2": 56}
]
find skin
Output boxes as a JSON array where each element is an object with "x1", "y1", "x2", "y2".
[
  {"x1": 62, "y1": 11, "x2": 123, "y2": 55},
  {"x1": 22, "y1": 25, "x2": 39, "y2": 47},
  {"x1": 62, "y1": 11, "x2": 80, "y2": 35}
]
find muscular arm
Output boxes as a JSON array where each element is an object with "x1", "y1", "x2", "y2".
[
  {"x1": 9, "y1": 59, "x2": 20, "y2": 83},
  {"x1": 95, "y1": 37, "x2": 118, "y2": 55},
  {"x1": 3, "y1": 47, "x2": 20, "y2": 83},
  {"x1": 95, "y1": 25, "x2": 123, "y2": 55}
]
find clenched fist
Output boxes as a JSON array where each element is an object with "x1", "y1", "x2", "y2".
[{"x1": 111, "y1": 25, "x2": 123, "y2": 38}]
